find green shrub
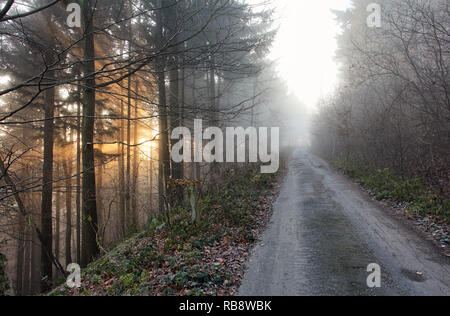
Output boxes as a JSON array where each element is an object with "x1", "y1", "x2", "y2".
[{"x1": 331, "y1": 159, "x2": 449, "y2": 219}]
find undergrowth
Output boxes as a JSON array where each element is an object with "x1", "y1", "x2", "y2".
[
  {"x1": 331, "y1": 159, "x2": 449, "y2": 220},
  {"x1": 51, "y1": 166, "x2": 277, "y2": 296}
]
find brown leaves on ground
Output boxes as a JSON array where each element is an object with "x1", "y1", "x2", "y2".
[{"x1": 51, "y1": 169, "x2": 283, "y2": 296}]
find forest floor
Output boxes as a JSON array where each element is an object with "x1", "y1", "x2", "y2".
[
  {"x1": 238, "y1": 149, "x2": 450, "y2": 296},
  {"x1": 50, "y1": 166, "x2": 284, "y2": 296}
]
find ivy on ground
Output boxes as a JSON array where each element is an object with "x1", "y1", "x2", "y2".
[{"x1": 51, "y1": 167, "x2": 281, "y2": 296}]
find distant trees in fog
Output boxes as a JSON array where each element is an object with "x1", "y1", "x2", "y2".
[{"x1": 312, "y1": 0, "x2": 449, "y2": 195}]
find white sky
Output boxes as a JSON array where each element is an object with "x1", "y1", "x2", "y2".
[
  {"x1": 0, "y1": 76, "x2": 10, "y2": 85},
  {"x1": 1, "y1": 1, "x2": 351, "y2": 114},
  {"x1": 269, "y1": 0, "x2": 352, "y2": 111}
]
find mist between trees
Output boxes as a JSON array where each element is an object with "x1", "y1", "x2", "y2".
[
  {"x1": 0, "y1": 0, "x2": 308, "y2": 295},
  {"x1": 312, "y1": 0, "x2": 449, "y2": 209}
]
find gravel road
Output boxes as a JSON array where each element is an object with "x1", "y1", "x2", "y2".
[{"x1": 238, "y1": 149, "x2": 450, "y2": 296}]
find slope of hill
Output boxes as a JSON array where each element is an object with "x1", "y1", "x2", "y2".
[{"x1": 51, "y1": 167, "x2": 283, "y2": 296}]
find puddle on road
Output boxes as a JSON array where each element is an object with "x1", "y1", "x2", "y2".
[{"x1": 400, "y1": 269, "x2": 427, "y2": 283}]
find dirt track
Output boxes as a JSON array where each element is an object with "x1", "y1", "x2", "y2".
[{"x1": 238, "y1": 149, "x2": 450, "y2": 296}]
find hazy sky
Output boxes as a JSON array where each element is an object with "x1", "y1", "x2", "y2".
[
  {"x1": 269, "y1": 0, "x2": 352, "y2": 111},
  {"x1": 0, "y1": 0, "x2": 352, "y2": 113}
]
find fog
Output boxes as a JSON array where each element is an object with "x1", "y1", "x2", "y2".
[{"x1": 0, "y1": 0, "x2": 448, "y2": 296}]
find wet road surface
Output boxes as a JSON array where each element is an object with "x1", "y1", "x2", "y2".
[{"x1": 238, "y1": 149, "x2": 450, "y2": 296}]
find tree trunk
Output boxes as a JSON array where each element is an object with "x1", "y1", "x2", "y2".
[
  {"x1": 119, "y1": 100, "x2": 126, "y2": 237},
  {"x1": 132, "y1": 80, "x2": 139, "y2": 226},
  {"x1": 15, "y1": 216, "x2": 24, "y2": 295},
  {"x1": 208, "y1": 58, "x2": 219, "y2": 184},
  {"x1": 81, "y1": 0, "x2": 99, "y2": 267},
  {"x1": 0, "y1": 253, "x2": 11, "y2": 296},
  {"x1": 76, "y1": 92, "x2": 81, "y2": 265},
  {"x1": 40, "y1": 56, "x2": 55, "y2": 290},
  {"x1": 167, "y1": 0, "x2": 183, "y2": 188},
  {"x1": 30, "y1": 229, "x2": 41, "y2": 294},
  {"x1": 149, "y1": 149, "x2": 153, "y2": 213},
  {"x1": 169, "y1": 60, "x2": 183, "y2": 183},
  {"x1": 23, "y1": 225, "x2": 31, "y2": 295},
  {"x1": 156, "y1": 0, "x2": 171, "y2": 213},
  {"x1": 125, "y1": 1, "x2": 133, "y2": 230},
  {"x1": 63, "y1": 157, "x2": 73, "y2": 265},
  {"x1": 126, "y1": 72, "x2": 132, "y2": 230},
  {"x1": 55, "y1": 176, "x2": 61, "y2": 263},
  {"x1": 192, "y1": 71, "x2": 201, "y2": 180},
  {"x1": 96, "y1": 163, "x2": 104, "y2": 244}
]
